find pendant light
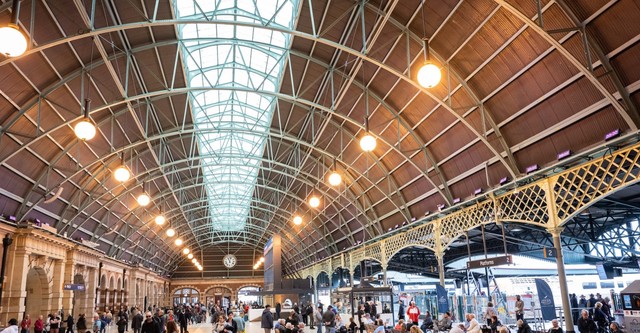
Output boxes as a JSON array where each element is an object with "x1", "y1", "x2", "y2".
[
  {"x1": 174, "y1": 238, "x2": 183, "y2": 246},
  {"x1": 114, "y1": 155, "x2": 131, "y2": 182},
  {"x1": 165, "y1": 227, "x2": 175, "y2": 237},
  {"x1": 308, "y1": 195, "x2": 321, "y2": 208},
  {"x1": 0, "y1": 1, "x2": 28, "y2": 57},
  {"x1": 75, "y1": 99, "x2": 96, "y2": 140},
  {"x1": 360, "y1": 82, "x2": 376, "y2": 152},
  {"x1": 327, "y1": 158, "x2": 342, "y2": 186},
  {"x1": 183, "y1": 248, "x2": 190, "y2": 255},
  {"x1": 293, "y1": 215, "x2": 303, "y2": 225},
  {"x1": 154, "y1": 205, "x2": 166, "y2": 225},
  {"x1": 137, "y1": 181, "x2": 150, "y2": 207},
  {"x1": 187, "y1": 253, "x2": 193, "y2": 259},
  {"x1": 416, "y1": 2, "x2": 441, "y2": 88}
]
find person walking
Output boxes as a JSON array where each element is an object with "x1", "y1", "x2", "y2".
[
  {"x1": 397, "y1": 301, "x2": 405, "y2": 321},
  {"x1": 1, "y1": 319, "x2": 19, "y2": 333},
  {"x1": 484, "y1": 302, "x2": 498, "y2": 326},
  {"x1": 65, "y1": 314, "x2": 73, "y2": 333},
  {"x1": 261, "y1": 305, "x2": 274, "y2": 333},
  {"x1": 141, "y1": 312, "x2": 160, "y2": 333},
  {"x1": 75, "y1": 315, "x2": 86, "y2": 333},
  {"x1": 132, "y1": 311, "x2": 144, "y2": 333},
  {"x1": 578, "y1": 310, "x2": 597, "y2": 333},
  {"x1": 275, "y1": 303, "x2": 281, "y2": 321}
]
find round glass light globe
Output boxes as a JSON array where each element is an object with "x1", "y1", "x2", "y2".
[
  {"x1": 0, "y1": 26, "x2": 28, "y2": 57},
  {"x1": 308, "y1": 196, "x2": 321, "y2": 208},
  {"x1": 166, "y1": 228, "x2": 175, "y2": 237},
  {"x1": 137, "y1": 193, "x2": 150, "y2": 206},
  {"x1": 191, "y1": 258, "x2": 197, "y2": 263},
  {"x1": 74, "y1": 120, "x2": 96, "y2": 140},
  {"x1": 259, "y1": 257, "x2": 265, "y2": 263},
  {"x1": 174, "y1": 238, "x2": 183, "y2": 246},
  {"x1": 293, "y1": 215, "x2": 303, "y2": 225},
  {"x1": 198, "y1": 266, "x2": 203, "y2": 271},
  {"x1": 154, "y1": 215, "x2": 166, "y2": 225},
  {"x1": 360, "y1": 134, "x2": 376, "y2": 152},
  {"x1": 417, "y1": 62, "x2": 441, "y2": 88},
  {"x1": 183, "y1": 248, "x2": 190, "y2": 255},
  {"x1": 187, "y1": 253, "x2": 193, "y2": 259},
  {"x1": 113, "y1": 166, "x2": 131, "y2": 182},
  {"x1": 328, "y1": 172, "x2": 342, "y2": 186}
]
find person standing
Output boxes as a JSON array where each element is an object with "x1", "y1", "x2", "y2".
[
  {"x1": 571, "y1": 294, "x2": 579, "y2": 324},
  {"x1": 305, "y1": 303, "x2": 313, "y2": 327},
  {"x1": 397, "y1": 301, "x2": 405, "y2": 321},
  {"x1": 406, "y1": 301, "x2": 420, "y2": 327},
  {"x1": 314, "y1": 306, "x2": 323, "y2": 333},
  {"x1": 275, "y1": 303, "x2": 281, "y2": 321},
  {"x1": 34, "y1": 316, "x2": 44, "y2": 333},
  {"x1": 515, "y1": 295, "x2": 524, "y2": 321},
  {"x1": 261, "y1": 305, "x2": 274, "y2": 333},
  {"x1": 50, "y1": 314, "x2": 60, "y2": 333},
  {"x1": 21, "y1": 314, "x2": 31, "y2": 333},
  {"x1": 484, "y1": 302, "x2": 497, "y2": 326},
  {"x1": 322, "y1": 306, "x2": 336, "y2": 333}
]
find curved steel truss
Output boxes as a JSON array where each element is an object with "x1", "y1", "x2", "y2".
[
  {"x1": 0, "y1": 0, "x2": 639, "y2": 275},
  {"x1": 300, "y1": 141, "x2": 640, "y2": 278}
]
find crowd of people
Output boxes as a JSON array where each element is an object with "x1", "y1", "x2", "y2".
[
  {"x1": 3, "y1": 294, "x2": 626, "y2": 333},
  {"x1": 3, "y1": 300, "x2": 255, "y2": 333}
]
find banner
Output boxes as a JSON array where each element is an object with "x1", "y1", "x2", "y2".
[
  {"x1": 436, "y1": 284, "x2": 449, "y2": 313},
  {"x1": 535, "y1": 279, "x2": 557, "y2": 320}
]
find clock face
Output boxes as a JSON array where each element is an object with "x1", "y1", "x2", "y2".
[{"x1": 223, "y1": 254, "x2": 237, "y2": 268}]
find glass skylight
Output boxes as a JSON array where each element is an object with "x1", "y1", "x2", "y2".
[{"x1": 174, "y1": 0, "x2": 299, "y2": 231}]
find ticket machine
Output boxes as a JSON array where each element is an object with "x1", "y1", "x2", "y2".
[{"x1": 620, "y1": 280, "x2": 640, "y2": 333}]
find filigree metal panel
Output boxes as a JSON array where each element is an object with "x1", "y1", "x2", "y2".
[
  {"x1": 439, "y1": 200, "x2": 496, "y2": 248},
  {"x1": 553, "y1": 147, "x2": 640, "y2": 224},
  {"x1": 497, "y1": 184, "x2": 549, "y2": 226},
  {"x1": 365, "y1": 243, "x2": 384, "y2": 264},
  {"x1": 302, "y1": 142, "x2": 640, "y2": 276}
]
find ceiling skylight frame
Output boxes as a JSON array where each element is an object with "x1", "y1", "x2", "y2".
[{"x1": 174, "y1": 0, "x2": 300, "y2": 232}]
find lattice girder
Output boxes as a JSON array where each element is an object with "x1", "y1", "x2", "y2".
[{"x1": 301, "y1": 142, "x2": 640, "y2": 276}]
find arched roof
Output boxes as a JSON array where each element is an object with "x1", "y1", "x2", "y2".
[{"x1": 0, "y1": 0, "x2": 638, "y2": 275}]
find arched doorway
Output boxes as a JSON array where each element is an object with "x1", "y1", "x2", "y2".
[
  {"x1": 25, "y1": 267, "x2": 49, "y2": 318},
  {"x1": 237, "y1": 286, "x2": 260, "y2": 306},
  {"x1": 204, "y1": 286, "x2": 232, "y2": 309},
  {"x1": 107, "y1": 276, "x2": 115, "y2": 311},
  {"x1": 72, "y1": 273, "x2": 87, "y2": 317},
  {"x1": 173, "y1": 288, "x2": 199, "y2": 305}
]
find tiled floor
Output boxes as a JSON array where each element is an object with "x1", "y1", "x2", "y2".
[{"x1": 178, "y1": 320, "x2": 314, "y2": 333}]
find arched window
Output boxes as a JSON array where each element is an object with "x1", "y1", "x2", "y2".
[{"x1": 173, "y1": 288, "x2": 199, "y2": 305}]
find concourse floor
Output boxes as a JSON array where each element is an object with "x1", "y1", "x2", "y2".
[{"x1": 101, "y1": 320, "x2": 314, "y2": 333}]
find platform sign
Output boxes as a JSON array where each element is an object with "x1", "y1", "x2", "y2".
[
  {"x1": 466, "y1": 255, "x2": 512, "y2": 269},
  {"x1": 64, "y1": 284, "x2": 85, "y2": 291},
  {"x1": 543, "y1": 247, "x2": 557, "y2": 259}
]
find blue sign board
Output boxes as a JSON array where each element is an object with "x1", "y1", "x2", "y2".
[
  {"x1": 436, "y1": 284, "x2": 449, "y2": 313},
  {"x1": 63, "y1": 284, "x2": 85, "y2": 291},
  {"x1": 535, "y1": 279, "x2": 556, "y2": 320}
]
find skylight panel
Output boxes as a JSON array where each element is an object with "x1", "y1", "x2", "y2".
[{"x1": 176, "y1": 0, "x2": 299, "y2": 232}]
